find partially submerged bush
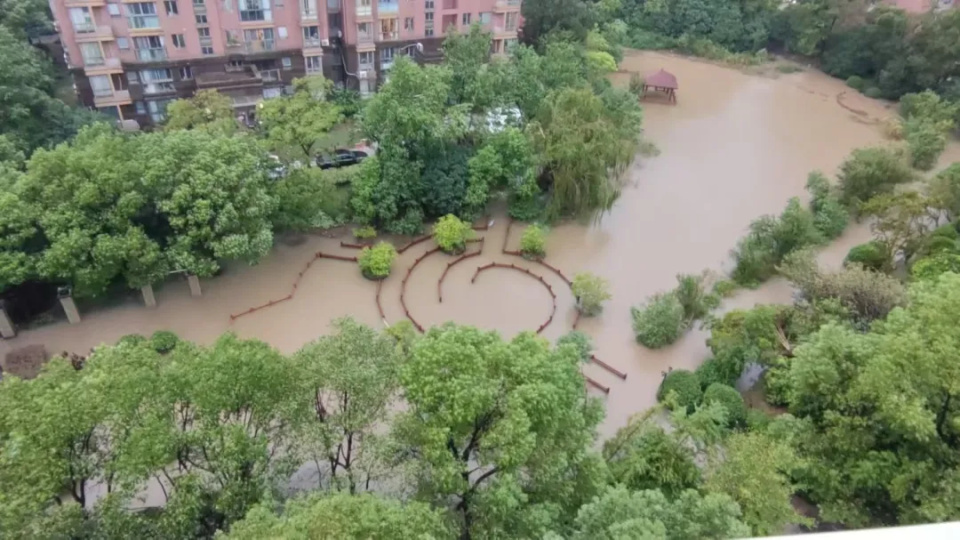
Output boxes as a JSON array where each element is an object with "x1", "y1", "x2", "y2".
[
  {"x1": 845, "y1": 241, "x2": 889, "y2": 272},
  {"x1": 150, "y1": 330, "x2": 179, "y2": 354},
  {"x1": 904, "y1": 117, "x2": 947, "y2": 171},
  {"x1": 572, "y1": 272, "x2": 611, "y2": 316},
  {"x1": 695, "y1": 357, "x2": 738, "y2": 389},
  {"x1": 358, "y1": 241, "x2": 397, "y2": 279},
  {"x1": 657, "y1": 369, "x2": 702, "y2": 412},
  {"x1": 837, "y1": 147, "x2": 915, "y2": 210},
  {"x1": 732, "y1": 198, "x2": 823, "y2": 287},
  {"x1": 117, "y1": 334, "x2": 146, "y2": 347},
  {"x1": 806, "y1": 172, "x2": 848, "y2": 240},
  {"x1": 432, "y1": 214, "x2": 472, "y2": 254},
  {"x1": 556, "y1": 330, "x2": 593, "y2": 363},
  {"x1": 628, "y1": 73, "x2": 645, "y2": 96},
  {"x1": 674, "y1": 273, "x2": 710, "y2": 322},
  {"x1": 845, "y1": 76, "x2": 864, "y2": 91},
  {"x1": 703, "y1": 383, "x2": 746, "y2": 427},
  {"x1": 631, "y1": 292, "x2": 685, "y2": 349},
  {"x1": 519, "y1": 224, "x2": 547, "y2": 259},
  {"x1": 353, "y1": 225, "x2": 377, "y2": 240}
]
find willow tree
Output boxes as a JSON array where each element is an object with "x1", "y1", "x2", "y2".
[{"x1": 529, "y1": 86, "x2": 641, "y2": 219}]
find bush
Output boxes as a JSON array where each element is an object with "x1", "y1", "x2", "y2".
[
  {"x1": 806, "y1": 172, "x2": 849, "y2": 240},
  {"x1": 520, "y1": 224, "x2": 547, "y2": 259},
  {"x1": 904, "y1": 118, "x2": 947, "y2": 171},
  {"x1": 745, "y1": 409, "x2": 772, "y2": 432},
  {"x1": 846, "y1": 76, "x2": 864, "y2": 91},
  {"x1": 149, "y1": 330, "x2": 179, "y2": 354},
  {"x1": 864, "y1": 86, "x2": 882, "y2": 99},
  {"x1": 845, "y1": 241, "x2": 889, "y2": 272},
  {"x1": 328, "y1": 87, "x2": 363, "y2": 118},
  {"x1": 117, "y1": 334, "x2": 146, "y2": 346},
  {"x1": 837, "y1": 147, "x2": 915, "y2": 210},
  {"x1": 911, "y1": 252, "x2": 960, "y2": 281},
  {"x1": 732, "y1": 198, "x2": 822, "y2": 286},
  {"x1": 432, "y1": 214, "x2": 472, "y2": 254},
  {"x1": 703, "y1": 383, "x2": 746, "y2": 427},
  {"x1": 353, "y1": 225, "x2": 377, "y2": 240},
  {"x1": 358, "y1": 241, "x2": 397, "y2": 279},
  {"x1": 674, "y1": 273, "x2": 710, "y2": 322},
  {"x1": 572, "y1": 272, "x2": 611, "y2": 316},
  {"x1": 657, "y1": 369, "x2": 702, "y2": 412},
  {"x1": 628, "y1": 73, "x2": 645, "y2": 96},
  {"x1": 695, "y1": 357, "x2": 738, "y2": 389},
  {"x1": 712, "y1": 279, "x2": 738, "y2": 298},
  {"x1": 508, "y1": 194, "x2": 542, "y2": 222},
  {"x1": 556, "y1": 330, "x2": 593, "y2": 363},
  {"x1": 273, "y1": 168, "x2": 340, "y2": 231},
  {"x1": 631, "y1": 292, "x2": 685, "y2": 349}
]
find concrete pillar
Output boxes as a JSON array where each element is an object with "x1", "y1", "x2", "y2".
[
  {"x1": 141, "y1": 284, "x2": 157, "y2": 307},
  {"x1": 59, "y1": 296, "x2": 81, "y2": 325},
  {"x1": 187, "y1": 274, "x2": 202, "y2": 297},
  {"x1": 0, "y1": 303, "x2": 15, "y2": 339}
]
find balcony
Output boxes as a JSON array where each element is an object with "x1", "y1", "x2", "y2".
[
  {"x1": 93, "y1": 89, "x2": 132, "y2": 107},
  {"x1": 127, "y1": 17, "x2": 162, "y2": 33},
  {"x1": 193, "y1": 3, "x2": 206, "y2": 13},
  {"x1": 244, "y1": 40, "x2": 276, "y2": 53},
  {"x1": 300, "y1": 8, "x2": 317, "y2": 20},
  {"x1": 261, "y1": 69, "x2": 281, "y2": 83},
  {"x1": 377, "y1": 1, "x2": 398, "y2": 14},
  {"x1": 65, "y1": 0, "x2": 105, "y2": 6},
  {"x1": 303, "y1": 37, "x2": 323, "y2": 50},
  {"x1": 355, "y1": 4, "x2": 372, "y2": 19},
  {"x1": 74, "y1": 24, "x2": 115, "y2": 42},
  {"x1": 143, "y1": 81, "x2": 176, "y2": 94},
  {"x1": 494, "y1": 0, "x2": 520, "y2": 10},
  {"x1": 83, "y1": 56, "x2": 123, "y2": 75},
  {"x1": 378, "y1": 31, "x2": 398, "y2": 41},
  {"x1": 135, "y1": 48, "x2": 167, "y2": 61}
]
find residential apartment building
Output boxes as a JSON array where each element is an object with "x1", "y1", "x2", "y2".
[{"x1": 51, "y1": 0, "x2": 522, "y2": 126}]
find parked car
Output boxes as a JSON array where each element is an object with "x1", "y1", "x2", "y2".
[{"x1": 315, "y1": 148, "x2": 369, "y2": 169}]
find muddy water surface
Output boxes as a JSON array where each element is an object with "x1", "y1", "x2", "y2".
[{"x1": 4, "y1": 51, "x2": 960, "y2": 441}]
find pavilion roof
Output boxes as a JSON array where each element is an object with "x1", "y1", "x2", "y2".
[{"x1": 645, "y1": 69, "x2": 678, "y2": 89}]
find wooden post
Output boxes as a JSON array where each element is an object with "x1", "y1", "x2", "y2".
[
  {"x1": 58, "y1": 287, "x2": 81, "y2": 325},
  {"x1": 187, "y1": 275, "x2": 202, "y2": 297},
  {"x1": 141, "y1": 284, "x2": 157, "y2": 307},
  {"x1": 0, "y1": 302, "x2": 15, "y2": 339}
]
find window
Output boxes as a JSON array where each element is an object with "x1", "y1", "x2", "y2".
[
  {"x1": 505, "y1": 12, "x2": 517, "y2": 31},
  {"x1": 425, "y1": 26, "x2": 433, "y2": 36},
  {"x1": 126, "y1": 2, "x2": 160, "y2": 29},
  {"x1": 358, "y1": 51, "x2": 373, "y2": 65},
  {"x1": 303, "y1": 25, "x2": 320, "y2": 43},
  {"x1": 424, "y1": 11, "x2": 433, "y2": 36},
  {"x1": 172, "y1": 34, "x2": 186, "y2": 47},
  {"x1": 179, "y1": 66, "x2": 193, "y2": 79},
  {"x1": 107, "y1": 3, "x2": 121, "y2": 16},
  {"x1": 147, "y1": 99, "x2": 173, "y2": 123},
  {"x1": 117, "y1": 37, "x2": 130, "y2": 49},
  {"x1": 239, "y1": 0, "x2": 272, "y2": 22},
  {"x1": 195, "y1": 14, "x2": 207, "y2": 24},
  {"x1": 227, "y1": 59, "x2": 244, "y2": 70},
  {"x1": 424, "y1": 0, "x2": 433, "y2": 8},
  {"x1": 197, "y1": 27, "x2": 210, "y2": 37},
  {"x1": 461, "y1": 12, "x2": 470, "y2": 25},
  {"x1": 301, "y1": 0, "x2": 314, "y2": 16},
  {"x1": 111, "y1": 73, "x2": 128, "y2": 90},
  {"x1": 305, "y1": 55, "x2": 321, "y2": 73},
  {"x1": 90, "y1": 75, "x2": 113, "y2": 97},
  {"x1": 504, "y1": 38, "x2": 517, "y2": 51},
  {"x1": 202, "y1": 45, "x2": 214, "y2": 55},
  {"x1": 68, "y1": 7, "x2": 94, "y2": 32},
  {"x1": 243, "y1": 28, "x2": 275, "y2": 51},
  {"x1": 79, "y1": 42, "x2": 104, "y2": 65},
  {"x1": 381, "y1": 46, "x2": 394, "y2": 62},
  {"x1": 281, "y1": 57, "x2": 292, "y2": 69},
  {"x1": 357, "y1": 22, "x2": 371, "y2": 36},
  {"x1": 134, "y1": 35, "x2": 166, "y2": 60},
  {"x1": 139, "y1": 68, "x2": 174, "y2": 94},
  {"x1": 135, "y1": 101, "x2": 146, "y2": 114},
  {"x1": 404, "y1": 17, "x2": 413, "y2": 31},
  {"x1": 478, "y1": 11, "x2": 490, "y2": 24},
  {"x1": 278, "y1": 26, "x2": 288, "y2": 38},
  {"x1": 193, "y1": 0, "x2": 203, "y2": 4},
  {"x1": 379, "y1": 17, "x2": 397, "y2": 40},
  {"x1": 164, "y1": 0, "x2": 177, "y2": 14}
]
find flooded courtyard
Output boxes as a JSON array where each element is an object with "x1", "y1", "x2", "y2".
[{"x1": 4, "y1": 50, "x2": 960, "y2": 439}]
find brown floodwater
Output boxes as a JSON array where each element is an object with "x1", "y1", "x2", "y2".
[{"x1": 4, "y1": 51, "x2": 960, "y2": 442}]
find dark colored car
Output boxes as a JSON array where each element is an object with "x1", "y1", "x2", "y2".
[{"x1": 316, "y1": 148, "x2": 371, "y2": 169}]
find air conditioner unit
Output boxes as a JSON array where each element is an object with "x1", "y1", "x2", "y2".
[
  {"x1": 359, "y1": 70, "x2": 368, "y2": 79},
  {"x1": 321, "y1": 38, "x2": 330, "y2": 46}
]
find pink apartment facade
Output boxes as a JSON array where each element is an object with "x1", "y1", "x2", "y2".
[{"x1": 50, "y1": 0, "x2": 521, "y2": 126}]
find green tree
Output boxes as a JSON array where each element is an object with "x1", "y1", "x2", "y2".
[
  {"x1": 520, "y1": 224, "x2": 547, "y2": 258},
  {"x1": 631, "y1": 292, "x2": 685, "y2": 348},
  {"x1": 603, "y1": 418, "x2": 701, "y2": 497},
  {"x1": 927, "y1": 163, "x2": 960, "y2": 221},
  {"x1": 571, "y1": 272, "x2": 612, "y2": 316},
  {"x1": 258, "y1": 76, "x2": 342, "y2": 159},
  {"x1": 465, "y1": 127, "x2": 538, "y2": 218},
  {"x1": 571, "y1": 485, "x2": 751, "y2": 540},
  {"x1": 432, "y1": 214, "x2": 473, "y2": 253},
  {"x1": 225, "y1": 493, "x2": 452, "y2": 539},
  {"x1": 293, "y1": 318, "x2": 401, "y2": 493},
  {"x1": 705, "y1": 432, "x2": 807, "y2": 535},
  {"x1": 520, "y1": 0, "x2": 595, "y2": 47},
  {"x1": 394, "y1": 324, "x2": 604, "y2": 539},
  {"x1": 836, "y1": 146, "x2": 915, "y2": 210},
  {"x1": 164, "y1": 89, "x2": 237, "y2": 134}
]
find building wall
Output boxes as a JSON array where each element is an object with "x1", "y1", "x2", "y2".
[{"x1": 50, "y1": 0, "x2": 521, "y2": 127}]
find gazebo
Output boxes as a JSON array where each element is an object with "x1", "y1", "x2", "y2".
[{"x1": 641, "y1": 69, "x2": 678, "y2": 104}]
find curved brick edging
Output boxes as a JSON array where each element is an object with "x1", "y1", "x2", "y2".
[
  {"x1": 584, "y1": 375, "x2": 611, "y2": 394},
  {"x1": 397, "y1": 234, "x2": 433, "y2": 254},
  {"x1": 437, "y1": 238, "x2": 485, "y2": 302},
  {"x1": 229, "y1": 251, "x2": 357, "y2": 321},
  {"x1": 399, "y1": 246, "x2": 443, "y2": 332},
  {"x1": 470, "y1": 262, "x2": 558, "y2": 334}
]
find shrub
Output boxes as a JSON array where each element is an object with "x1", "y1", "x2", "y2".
[
  {"x1": 912, "y1": 252, "x2": 960, "y2": 281},
  {"x1": 117, "y1": 334, "x2": 146, "y2": 346},
  {"x1": 806, "y1": 172, "x2": 848, "y2": 240},
  {"x1": 508, "y1": 194, "x2": 543, "y2": 222},
  {"x1": 273, "y1": 168, "x2": 339, "y2": 231},
  {"x1": 432, "y1": 214, "x2": 472, "y2": 254},
  {"x1": 556, "y1": 330, "x2": 593, "y2": 363},
  {"x1": 520, "y1": 224, "x2": 547, "y2": 259},
  {"x1": 904, "y1": 117, "x2": 947, "y2": 171},
  {"x1": 845, "y1": 75, "x2": 864, "y2": 91},
  {"x1": 572, "y1": 272, "x2": 612, "y2": 316},
  {"x1": 745, "y1": 409, "x2": 772, "y2": 432},
  {"x1": 837, "y1": 147, "x2": 914, "y2": 210},
  {"x1": 674, "y1": 273, "x2": 710, "y2": 322},
  {"x1": 657, "y1": 369, "x2": 702, "y2": 412},
  {"x1": 703, "y1": 383, "x2": 746, "y2": 427},
  {"x1": 864, "y1": 86, "x2": 882, "y2": 99},
  {"x1": 732, "y1": 199, "x2": 822, "y2": 286},
  {"x1": 389, "y1": 208, "x2": 425, "y2": 236},
  {"x1": 845, "y1": 241, "x2": 889, "y2": 272},
  {"x1": 882, "y1": 118, "x2": 904, "y2": 140},
  {"x1": 358, "y1": 241, "x2": 397, "y2": 279},
  {"x1": 628, "y1": 73, "x2": 645, "y2": 96},
  {"x1": 631, "y1": 292, "x2": 685, "y2": 349},
  {"x1": 150, "y1": 330, "x2": 179, "y2": 354},
  {"x1": 696, "y1": 357, "x2": 738, "y2": 389},
  {"x1": 603, "y1": 424, "x2": 701, "y2": 497},
  {"x1": 712, "y1": 279, "x2": 738, "y2": 298},
  {"x1": 352, "y1": 225, "x2": 377, "y2": 240}
]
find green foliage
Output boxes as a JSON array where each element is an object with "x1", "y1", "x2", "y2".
[
  {"x1": 556, "y1": 330, "x2": 594, "y2": 363},
  {"x1": 912, "y1": 251, "x2": 960, "y2": 281},
  {"x1": 149, "y1": 330, "x2": 179, "y2": 354},
  {"x1": 571, "y1": 272, "x2": 612, "y2": 316},
  {"x1": 712, "y1": 279, "x2": 737, "y2": 298},
  {"x1": 632, "y1": 292, "x2": 685, "y2": 348},
  {"x1": 657, "y1": 369, "x2": 703, "y2": 412},
  {"x1": 928, "y1": 164, "x2": 960, "y2": 221},
  {"x1": 806, "y1": 171, "x2": 849, "y2": 240},
  {"x1": 732, "y1": 198, "x2": 823, "y2": 287},
  {"x1": 520, "y1": 224, "x2": 547, "y2": 259},
  {"x1": 357, "y1": 242, "x2": 396, "y2": 279},
  {"x1": 352, "y1": 225, "x2": 377, "y2": 240},
  {"x1": 628, "y1": 72, "x2": 645, "y2": 96},
  {"x1": 520, "y1": 0, "x2": 595, "y2": 47},
  {"x1": 674, "y1": 273, "x2": 711, "y2": 322},
  {"x1": 619, "y1": 0, "x2": 775, "y2": 53},
  {"x1": 466, "y1": 127, "x2": 538, "y2": 219},
  {"x1": 695, "y1": 357, "x2": 738, "y2": 389},
  {"x1": 117, "y1": 333, "x2": 146, "y2": 346},
  {"x1": 328, "y1": 87, "x2": 364, "y2": 118},
  {"x1": 836, "y1": 146, "x2": 915, "y2": 210},
  {"x1": 603, "y1": 419, "x2": 701, "y2": 497},
  {"x1": 904, "y1": 117, "x2": 947, "y2": 171},
  {"x1": 846, "y1": 76, "x2": 865, "y2": 91},
  {"x1": 432, "y1": 214, "x2": 473, "y2": 253},
  {"x1": 258, "y1": 76, "x2": 342, "y2": 159},
  {"x1": 863, "y1": 86, "x2": 882, "y2": 99},
  {"x1": 707, "y1": 305, "x2": 787, "y2": 385},
  {"x1": 163, "y1": 89, "x2": 236, "y2": 134},
  {"x1": 702, "y1": 383, "x2": 746, "y2": 427},
  {"x1": 394, "y1": 324, "x2": 604, "y2": 539},
  {"x1": 845, "y1": 241, "x2": 889, "y2": 272},
  {"x1": 272, "y1": 167, "x2": 342, "y2": 231}
]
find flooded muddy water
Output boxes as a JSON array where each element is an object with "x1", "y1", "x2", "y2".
[{"x1": 4, "y1": 50, "x2": 960, "y2": 441}]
